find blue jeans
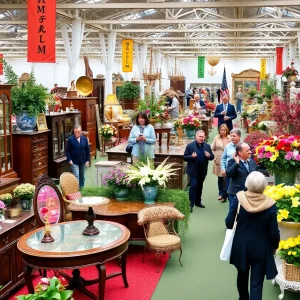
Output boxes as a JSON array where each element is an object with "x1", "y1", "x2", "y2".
[
  {"x1": 218, "y1": 176, "x2": 227, "y2": 198},
  {"x1": 236, "y1": 100, "x2": 242, "y2": 112},
  {"x1": 70, "y1": 163, "x2": 86, "y2": 189},
  {"x1": 228, "y1": 194, "x2": 238, "y2": 212}
]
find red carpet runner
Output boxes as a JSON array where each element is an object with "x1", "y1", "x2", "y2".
[{"x1": 9, "y1": 245, "x2": 169, "y2": 300}]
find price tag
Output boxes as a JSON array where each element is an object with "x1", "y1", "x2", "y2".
[{"x1": 127, "y1": 157, "x2": 131, "y2": 163}]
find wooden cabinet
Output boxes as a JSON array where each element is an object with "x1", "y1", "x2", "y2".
[
  {"x1": 61, "y1": 97, "x2": 97, "y2": 159},
  {"x1": 12, "y1": 131, "x2": 50, "y2": 185},
  {"x1": 92, "y1": 78, "x2": 105, "y2": 119},
  {"x1": 0, "y1": 212, "x2": 37, "y2": 299}
]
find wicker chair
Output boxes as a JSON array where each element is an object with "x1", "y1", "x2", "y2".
[
  {"x1": 137, "y1": 206, "x2": 185, "y2": 271},
  {"x1": 59, "y1": 172, "x2": 80, "y2": 221}
]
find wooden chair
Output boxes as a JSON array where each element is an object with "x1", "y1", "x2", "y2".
[{"x1": 137, "y1": 206, "x2": 185, "y2": 272}]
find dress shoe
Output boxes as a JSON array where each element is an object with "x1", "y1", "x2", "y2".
[
  {"x1": 220, "y1": 198, "x2": 227, "y2": 203},
  {"x1": 198, "y1": 203, "x2": 205, "y2": 208},
  {"x1": 218, "y1": 196, "x2": 222, "y2": 200},
  {"x1": 190, "y1": 207, "x2": 193, "y2": 213}
]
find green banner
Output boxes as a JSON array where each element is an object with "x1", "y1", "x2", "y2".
[{"x1": 198, "y1": 56, "x2": 205, "y2": 78}]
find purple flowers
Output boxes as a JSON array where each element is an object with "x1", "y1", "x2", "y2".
[
  {"x1": 285, "y1": 151, "x2": 293, "y2": 160},
  {"x1": 102, "y1": 167, "x2": 132, "y2": 188},
  {"x1": 0, "y1": 200, "x2": 5, "y2": 211}
]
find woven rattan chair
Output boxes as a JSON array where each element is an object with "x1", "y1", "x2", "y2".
[
  {"x1": 59, "y1": 172, "x2": 80, "y2": 221},
  {"x1": 137, "y1": 206, "x2": 185, "y2": 271}
]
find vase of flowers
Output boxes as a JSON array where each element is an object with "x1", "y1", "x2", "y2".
[
  {"x1": 278, "y1": 236, "x2": 300, "y2": 282},
  {"x1": 13, "y1": 183, "x2": 35, "y2": 211},
  {"x1": 255, "y1": 135, "x2": 300, "y2": 185},
  {"x1": 181, "y1": 115, "x2": 202, "y2": 139},
  {"x1": 102, "y1": 167, "x2": 132, "y2": 200},
  {"x1": 0, "y1": 200, "x2": 6, "y2": 222},
  {"x1": 125, "y1": 158, "x2": 179, "y2": 204},
  {"x1": 99, "y1": 124, "x2": 117, "y2": 141},
  {"x1": 282, "y1": 61, "x2": 298, "y2": 81},
  {"x1": 264, "y1": 184, "x2": 300, "y2": 239},
  {"x1": 138, "y1": 93, "x2": 167, "y2": 121},
  {"x1": 244, "y1": 131, "x2": 269, "y2": 153},
  {"x1": 0, "y1": 193, "x2": 13, "y2": 207}
]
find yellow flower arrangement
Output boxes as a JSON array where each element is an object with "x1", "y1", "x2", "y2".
[
  {"x1": 278, "y1": 236, "x2": 300, "y2": 267},
  {"x1": 264, "y1": 184, "x2": 300, "y2": 222},
  {"x1": 99, "y1": 124, "x2": 117, "y2": 139},
  {"x1": 13, "y1": 184, "x2": 35, "y2": 200},
  {"x1": 0, "y1": 193, "x2": 13, "y2": 206}
]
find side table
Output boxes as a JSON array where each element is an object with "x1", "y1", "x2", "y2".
[{"x1": 154, "y1": 127, "x2": 172, "y2": 149}]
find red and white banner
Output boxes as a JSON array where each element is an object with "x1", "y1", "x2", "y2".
[
  {"x1": 27, "y1": 0, "x2": 56, "y2": 62},
  {"x1": 0, "y1": 54, "x2": 3, "y2": 75},
  {"x1": 276, "y1": 47, "x2": 283, "y2": 75}
]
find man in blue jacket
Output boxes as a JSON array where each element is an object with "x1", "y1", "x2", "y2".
[
  {"x1": 66, "y1": 125, "x2": 90, "y2": 189},
  {"x1": 184, "y1": 130, "x2": 214, "y2": 212}
]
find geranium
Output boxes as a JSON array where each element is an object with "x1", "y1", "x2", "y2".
[
  {"x1": 243, "y1": 131, "x2": 269, "y2": 151},
  {"x1": 125, "y1": 158, "x2": 179, "y2": 189},
  {"x1": 255, "y1": 135, "x2": 300, "y2": 172},
  {"x1": 99, "y1": 124, "x2": 116, "y2": 139},
  {"x1": 102, "y1": 166, "x2": 133, "y2": 189},
  {"x1": 282, "y1": 61, "x2": 298, "y2": 78},
  {"x1": 278, "y1": 236, "x2": 300, "y2": 267},
  {"x1": 264, "y1": 184, "x2": 300, "y2": 222},
  {"x1": 0, "y1": 200, "x2": 6, "y2": 215},
  {"x1": 0, "y1": 193, "x2": 13, "y2": 206},
  {"x1": 13, "y1": 184, "x2": 35, "y2": 200},
  {"x1": 181, "y1": 115, "x2": 202, "y2": 130}
]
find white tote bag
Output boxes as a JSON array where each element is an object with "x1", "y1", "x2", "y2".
[{"x1": 220, "y1": 203, "x2": 240, "y2": 261}]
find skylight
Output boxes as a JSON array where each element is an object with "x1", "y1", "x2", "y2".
[{"x1": 122, "y1": 9, "x2": 156, "y2": 21}]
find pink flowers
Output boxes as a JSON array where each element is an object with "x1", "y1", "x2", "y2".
[
  {"x1": 285, "y1": 151, "x2": 293, "y2": 160},
  {"x1": 0, "y1": 200, "x2": 5, "y2": 210}
]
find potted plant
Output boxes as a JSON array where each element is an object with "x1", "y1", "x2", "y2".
[
  {"x1": 99, "y1": 124, "x2": 117, "y2": 141},
  {"x1": 0, "y1": 193, "x2": 13, "y2": 207},
  {"x1": 247, "y1": 88, "x2": 258, "y2": 99},
  {"x1": 102, "y1": 166, "x2": 133, "y2": 200},
  {"x1": 282, "y1": 61, "x2": 299, "y2": 82},
  {"x1": 181, "y1": 115, "x2": 202, "y2": 139},
  {"x1": 17, "y1": 277, "x2": 74, "y2": 300},
  {"x1": 117, "y1": 81, "x2": 140, "y2": 110},
  {"x1": 0, "y1": 200, "x2": 6, "y2": 222},
  {"x1": 125, "y1": 158, "x2": 179, "y2": 204},
  {"x1": 13, "y1": 183, "x2": 35, "y2": 212},
  {"x1": 262, "y1": 78, "x2": 280, "y2": 100}
]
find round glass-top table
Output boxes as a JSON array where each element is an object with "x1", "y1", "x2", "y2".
[{"x1": 17, "y1": 220, "x2": 130, "y2": 300}]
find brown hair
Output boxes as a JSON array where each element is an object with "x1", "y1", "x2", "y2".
[
  {"x1": 218, "y1": 124, "x2": 229, "y2": 136},
  {"x1": 135, "y1": 112, "x2": 150, "y2": 126}
]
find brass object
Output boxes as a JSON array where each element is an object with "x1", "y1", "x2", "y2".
[
  {"x1": 207, "y1": 56, "x2": 220, "y2": 67},
  {"x1": 76, "y1": 76, "x2": 94, "y2": 97},
  {"x1": 176, "y1": 127, "x2": 184, "y2": 145},
  {"x1": 7, "y1": 205, "x2": 22, "y2": 218},
  {"x1": 142, "y1": 47, "x2": 161, "y2": 85},
  {"x1": 41, "y1": 215, "x2": 54, "y2": 243},
  {"x1": 168, "y1": 57, "x2": 184, "y2": 82}
]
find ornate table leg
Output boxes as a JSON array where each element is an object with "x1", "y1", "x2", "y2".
[
  {"x1": 24, "y1": 264, "x2": 34, "y2": 294},
  {"x1": 121, "y1": 250, "x2": 129, "y2": 288},
  {"x1": 159, "y1": 133, "x2": 162, "y2": 146},
  {"x1": 96, "y1": 264, "x2": 106, "y2": 300},
  {"x1": 279, "y1": 287, "x2": 285, "y2": 300},
  {"x1": 167, "y1": 132, "x2": 170, "y2": 149}
]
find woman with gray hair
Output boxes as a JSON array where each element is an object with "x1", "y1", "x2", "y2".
[{"x1": 225, "y1": 171, "x2": 280, "y2": 300}]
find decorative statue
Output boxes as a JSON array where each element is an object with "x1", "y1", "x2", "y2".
[
  {"x1": 41, "y1": 215, "x2": 55, "y2": 243},
  {"x1": 84, "y1": 56, "x2": 93, "y2": 78},
  {"x1": 69, "y1": 80, "x2": 76, "y2": 91},
  {"x1": 176, "y1": 127, "x2": 184, "y2": 145}
]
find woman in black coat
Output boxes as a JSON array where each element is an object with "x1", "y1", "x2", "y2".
[{"x1": 225, "y1": 171, "x2": 280, "y2": 300}]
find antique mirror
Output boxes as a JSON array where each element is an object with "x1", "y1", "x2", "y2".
[{"x1": 33, "y1": 174, "x2": 65, "y2": 227}]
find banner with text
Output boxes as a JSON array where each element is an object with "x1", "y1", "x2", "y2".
[
  {"x1": 198, "y1": 56, "x2": 205, "y2": 78},
  {"x1": 27, "y1": 0, "x2": 56, "y2": 62},
  {"x1": 122, "y1": 39, "x2": 133, "y2": 72},
  {"x1": 260, "y1": 59, "x2": 266, "y2": 80},
  {"x1": 0, "y1": 54, "x2": 3, "y2": 75},
  {"x1": 276, "y1": 47, "x2": 283, "y2": 75}
]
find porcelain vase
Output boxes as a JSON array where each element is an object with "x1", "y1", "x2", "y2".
[
  {"x1": 20, "y1": 198, "x2": 32, "y2": 212},
  {"x1": 0, "y1": 214, "x2": 5, "y2": 223},
  {"x1": 274, "y1": 170, "x2": 296, "y2": 186},
  {"x1": 185, "y1": 129, "x2": 195, "y2": 139},
  {"x1": 16, "y1": 111, "x2": 37, "y2": 132},
  {"x1": 142, "y1": 185, "x2": 158, "y2": 205},
  {"x1": 114, "y1": 188, "x2": 129, "y2": 201},
  {"x1": 278, "y1": 221, "x2": 300, "y2": 240}
]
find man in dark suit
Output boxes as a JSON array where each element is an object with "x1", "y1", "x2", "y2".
[
  {"x1": 214, "y1": 94, "x2": 237, "y2": 131},
  {"x1": 66, "y1": 125, "x2": 90, "y2": 189},
  {"x1": 184, "y1": 130, "x2": 214, "y2": 212},
  {"x1": 226, "y1": 142, "x2": 258, "y2": 210}
]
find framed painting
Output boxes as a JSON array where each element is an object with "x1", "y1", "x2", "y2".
[{"x1": 37, "y1": 113, "x2": 48, "y2": 131}]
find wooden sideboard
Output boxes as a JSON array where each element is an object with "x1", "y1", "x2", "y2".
[
  {"x1": 0, "y1": 178, "x2": 20, "y2": 195},
  {"x1": 13, "y1": 131, "x2": 50, "y2": 185},
  {"x1": 0, "y1": 212, "x2": 37, "y2": 299}
]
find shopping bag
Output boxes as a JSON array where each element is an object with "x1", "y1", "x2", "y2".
[{"x1": 220, "y1": 229, "x2": 235, "y2": 261}]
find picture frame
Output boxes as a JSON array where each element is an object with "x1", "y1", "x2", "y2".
[{"x1": 37, "y1": 113, "x2": 48, "y2": 131}]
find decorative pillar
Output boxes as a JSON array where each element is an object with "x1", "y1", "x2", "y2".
[
  {"x1": 154, "y1": 49, "x2": 162, "y2": 96},
  {"x1": 134, "y1": 43, "x2": 147, "y2": 99}
]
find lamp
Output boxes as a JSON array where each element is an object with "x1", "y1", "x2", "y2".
[
  {"x1": 104, "y1": 94, "x2": 119, "y2": 105},
  {"x1": 104, "y1": 94, "x2": 131, "y2": 123}
]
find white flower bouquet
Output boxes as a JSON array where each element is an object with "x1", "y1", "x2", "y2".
[
  {"x1": 99, "y1": 124, "x2": 117, "y2": 139},
  {"x1": 13, "y1": 183, "x2": 35, "y2": 200}
]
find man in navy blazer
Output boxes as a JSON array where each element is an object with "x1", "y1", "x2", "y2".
[
  {"x1": 66, "y1": 125, "x2": 90, "y2": 189},
  {"x1": 226, "y1": 142, "x2": 258, "y2": 209},
  {"x1": 214, "y1": 94, "x2": 237, "y2": 131},
  {"x1": 184, "y1": 130, "x2": 214, "y2": 212}
]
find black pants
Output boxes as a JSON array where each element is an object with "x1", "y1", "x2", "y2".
[
  {"x1": 217, "y1": 176, "x2": 227, "y2": 198},
  {"x1": 189, "y1": 174, "x2": 205, "y2": 207}
]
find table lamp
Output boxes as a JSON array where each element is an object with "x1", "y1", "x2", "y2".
[{"x1": 104, "y1": 94, "x2": 131, "y2": 122}]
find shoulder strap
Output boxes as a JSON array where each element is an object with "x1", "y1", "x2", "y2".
[{"x1": 232, "y1": 202, "x2": 241, "y2": 231}]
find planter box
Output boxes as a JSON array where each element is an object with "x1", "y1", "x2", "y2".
[
  {"x1": 283, "y1": 261, "x2": 300, "y2": 282},
  {"x1": 120, "y1": 98, "x2": 138, "y2": 110}
]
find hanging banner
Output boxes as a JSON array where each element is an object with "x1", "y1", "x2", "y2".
[
  {"x1": 260, "y1": 58, "x2": 266, "y2": 80},
  {"x1": 27, "y1": 0, "x2": 56, "y2": 62},
  {"x1": 0, "y1": 54, "x2": 3, "y2": 75},
  {"x1": 198, "y1": 56, "x2": 205, "y2": 78},
  {"x1": 122, "y1": 39, "x2": 133, "y2": 72},
  {"x1": 276, "y1": 47, "x2": 283, "y2": 75}
]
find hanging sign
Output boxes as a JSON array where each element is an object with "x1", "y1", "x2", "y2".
[
  {"x1": 276, "y1": 47, "x2": 283, "y2": 75},
  {"x1": 27, "y1": 0, "x2": 56, "y2": 62},
  {"x1": 198, "y1": 56, "x2": 205, "y2": 78},
  {"x1": 122, "y1": 39, "x2": 133, "y2": 72},
  {"x1": 260, "y1": 59, "x2": 266, "y2": 80},
  {"x1": 0, "y1": 54, "x2": 3, "y2": 75}
]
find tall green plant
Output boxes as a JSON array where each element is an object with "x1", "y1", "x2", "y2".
[
  {"x1": 117, "y1": 81, "x2": 140, "y2": 99},
  {"x1": 262, "y1": 77, "x2": 280, "y2": 100},
  {"x1": 3, "y1": 60, "x2": 18, "y2": 84}
]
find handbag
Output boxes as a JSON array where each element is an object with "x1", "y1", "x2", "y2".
[
  {"x1": 220, "y1": 203, "x2": 240, "y2": 261},
  {"x1": 125, "y1": 144, "x2": 133, "y2": 154}
]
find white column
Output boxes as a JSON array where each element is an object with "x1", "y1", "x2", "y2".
[
  {"x1": 154, "y1": 49, "x2": 162, "y2": 96},
  {"x1": 298, "y1": 32, "x2": 300, "y2": 58},
  {"x1": 134, "y1": 43, "x2": 148, "y2": 99},
  {"x1": 283, "y1": 45, "x2": 289, "y2": 68},
  {"x1": 289, "y1": 41, "x2": 296, "y2": 61}
]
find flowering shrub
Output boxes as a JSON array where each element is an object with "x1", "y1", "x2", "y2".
[
  {"x1": 278, "y1": 236, "x2": 300, "y2": 267},
  {"x1": 181, "y1": 115, "x2": 202, "y2": 130},
  {"x1": 0, "y1": 200, "x2": 5, "y2": 216},
  {"x1": 16, "y1": 277, "x2": 74, "y2": 300},
  {"x1": 102, "y1": 167, "x2": 132, "y2": 189},
  {"x1": 282, "y1": 62, "x2": 298, "y2": 77},
  {"x1": 99, "y1": 124, "x2": 116, "y2": 139},
  {"x1": 0, "y1": 193, "x2": 12, "y2": 206},
  {"x1": 243, "y1": 131, "x2": 269, "y2": 151},
  {"x1": 264, "y1": 184, "x2": 300, "y2": 222},
  {"x1": 255, "y1": 135, "x2": 300, "y2": 172},
  {"x1": 13, "y1": 184, "x2": 35, "y2": 200}
]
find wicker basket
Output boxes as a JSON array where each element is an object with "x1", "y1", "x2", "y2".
[{"x1": 283, "y1": 261, "x2": 300, "y2": 282}]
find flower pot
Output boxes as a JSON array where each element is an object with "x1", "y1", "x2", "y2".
[
  {"x1": 283, "y1": 260, "x2": 300, "y2": 282},
  {"x1": 288, "y1": 75, "x2": 297, "y2": 82},
  {"x1": 16, "y1": 111, "x2": 37, "y2": 132},
  {"x1": 114, "y1": 188, "x2": 129, "y2": 201},
  {"x1": 149, "y1": 117, "x2": 157, "y2": 126},
  {"x1": 274, "y1": 170, "x2": 296, "y2": 186},
  {"x1": 142, "y1": 185, "x2": 158, "y2": 204},
  {"x1": 278, "y1": 221, "x2": 300, "y2": 240},
  {"x1": 103, "y1": 136, "x2": 112, "y2": 141},
  {"x1": 20, "y1": 198, "x2": 32, "y2": 212},
  {"x1": 185, "y1": 129, "x2": 195, "y2": 139}
]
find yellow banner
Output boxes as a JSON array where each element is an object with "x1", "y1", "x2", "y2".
[
  {"x1": 122, "y1": 39, "x2": 133, "y2": 72},
  {"x1": 260, "y1": 58, "x2": 266, "y2": 80}
]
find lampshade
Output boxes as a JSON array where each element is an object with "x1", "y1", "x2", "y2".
[{"x1": 104, "y1": 94, "x2": 119, "y2": 105}]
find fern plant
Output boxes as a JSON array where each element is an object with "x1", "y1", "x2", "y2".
[{"x1": 3, "y1": 60, "x2": 18, "y2": 84}]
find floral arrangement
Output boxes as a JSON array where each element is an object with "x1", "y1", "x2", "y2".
[
  {"x1": 282, "y1": 62, "x2": 298, "y2": 78},
  {"x1": 0, "y1": 200, "x2": 6, "y2": 216},
  {"x1": 251, "y1": 119, "x2": 267, "y2": 131},
  {"x1": 125, "y1": 158, "x2": 179, "y2": 189},
  {"x1": 156, "y1": 109, "x2": 170, "y2": 124},
  {"x1": 99, "y1": 124, "x2": 116, "y2": 139},
  {"x1": 255, "y1": 135, "x2": 300, "y2": 172},
  {"x1": 181, "y1": 115, "x2": 202, "y2": 130},
  {"x1": 16, "y1": 277, "x2": 74, "y2": 300},
  {"x1": 243, "y1": 131, "x2": 269, "y2": 151},
  {"x1": 264, "y1": 184, "x2": 300, "y2": 222},
  {"x1": 278, "y1": 236, "x2": 300, "y2": 267},
  {"x1": 102, "y1": 167, "x2": 133, "y2": 189},
  {"x1": 13, "y1": 183, "x2": 35, "y2": 200},
  {"x1": 247, "y1": 88, "x2": 258, "y2": 98},
  {"x1": 250, "y1": 119, "x2": 260, "y2": 129},
  {"x1": 173, "y1": 117, "x2": 183, "y2": 129},
  {"x1": 204, "y1": 100, "x2": 216, "y2": 111},
  {"x1": 0, "y1": 193, "x2": 13, "y2": 206},
  {"x1": 138, "y1": 92, "x2": 167, "y2": 119}
]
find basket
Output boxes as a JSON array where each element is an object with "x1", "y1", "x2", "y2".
[
  {"x1": 283, "y1": 261, "x2": 300, "y2": 282},
  {"x1": 7, "y1": 205, "x2": 22, "y2": 218},
  {"x1": 258, "y1": 113, "x2": 270, "y2": 122}
]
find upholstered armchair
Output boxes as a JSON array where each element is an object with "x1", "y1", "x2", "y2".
[{"x1": 137, "y1": 206, "x2": 185, "y2": 271}]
